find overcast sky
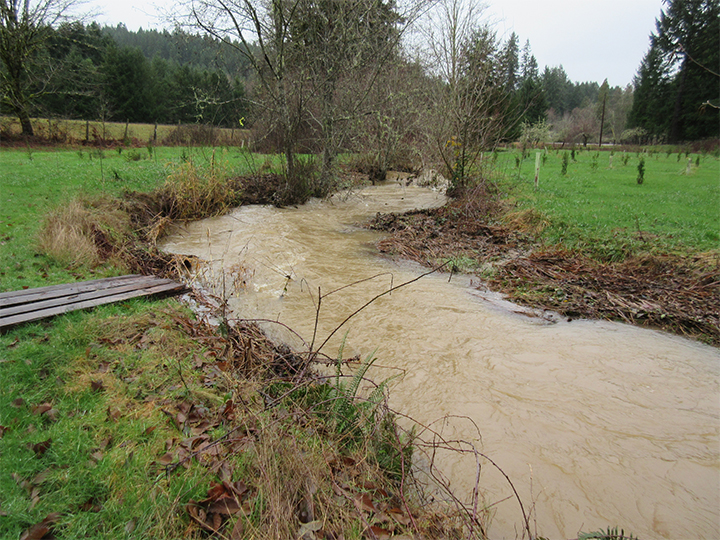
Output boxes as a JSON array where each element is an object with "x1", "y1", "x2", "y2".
[{"x1": 85, "y1": 0, "x2": 664, "y2": 88}]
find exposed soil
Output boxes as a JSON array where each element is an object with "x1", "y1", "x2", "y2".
[{"x1": 368, "y1": 185, "x2": 720, "y2": 346}]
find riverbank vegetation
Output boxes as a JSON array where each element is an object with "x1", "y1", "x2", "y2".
[
  {"x1": 2, "y1": 0, "x2": 717, "y2": 537},
  {"x1": 372, "y1": 146, "x2": 719, "y2": 345}
]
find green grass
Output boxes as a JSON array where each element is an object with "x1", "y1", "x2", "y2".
[
  {"x1": 0, "y1": 146, "x2": 284, "y2": 293},
  {"x1": 494, "y1": 148, "x2": 720, "y2": 258},
  {"x1": 0, "y1": 301, "x2": 213, "y2": 539}
]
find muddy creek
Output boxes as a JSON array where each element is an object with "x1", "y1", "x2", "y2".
[{"x1": 161, "y1": 183, "x2": 720, "y2": 540}]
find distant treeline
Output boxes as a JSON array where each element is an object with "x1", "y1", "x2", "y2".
[{"x1": 9, "y1": 23, "x2": 252, "y2": 128}]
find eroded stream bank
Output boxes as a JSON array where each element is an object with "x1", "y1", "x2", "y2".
[{"x1": 161, "y1": 183, "x2": 720, "y2": 540}]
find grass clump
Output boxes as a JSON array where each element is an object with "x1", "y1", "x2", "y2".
[{"x1": 36, "y1": 196, "x2": 132, "y2": 270}]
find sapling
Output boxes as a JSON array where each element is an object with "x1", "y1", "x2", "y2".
[
  {"x1": 637, "y1": 156, "x2": 645, "y2": 184},
  {"x1": 561, "y1": 152, "x2": 569, "y2": 176}
]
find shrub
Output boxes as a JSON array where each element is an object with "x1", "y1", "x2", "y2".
[{"x1": 637, "y1": 156, "x2": 645, "y2": 184}]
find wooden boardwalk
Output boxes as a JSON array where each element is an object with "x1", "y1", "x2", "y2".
[{"x1": 0, "y1": 275, "x2": 190, "y2": 330}]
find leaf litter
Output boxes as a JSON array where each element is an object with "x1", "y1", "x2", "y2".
[{"x1": 370, "y1": 185, "x2": 719, "y2": 345}]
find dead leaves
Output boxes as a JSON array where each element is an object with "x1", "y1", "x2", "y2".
[
  {"x1": 19, "y1": 512, "x2": 61, "y2": 540},
  {"x1": 186, "y1": 480, "x2": 252, "y2": 537}
]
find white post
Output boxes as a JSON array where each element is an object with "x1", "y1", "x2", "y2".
[{"x1": 534, "y1": 152, "x2": 541, "y2": 189}]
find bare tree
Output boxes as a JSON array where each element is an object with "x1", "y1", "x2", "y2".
[
  {"x1": 0, "y1": 0, "x2": 80, "y2": 136},
  {"x1": 418, "y1": 0, "x2": 507, "y2": 192}
]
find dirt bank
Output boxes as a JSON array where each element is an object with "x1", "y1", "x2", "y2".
[{"x1": 368, "y1": 187, "x2": 720, "y2": 346}]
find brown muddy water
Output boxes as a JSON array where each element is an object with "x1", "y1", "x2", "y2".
[{"x1": 160, "y1": 183, "x2": 720, "y2": 540}]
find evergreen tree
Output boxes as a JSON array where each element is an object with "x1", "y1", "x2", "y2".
[
  {"x1": 629, "y1": 0, "x2": 719, "y2": 142},
  {"x1": 500, "y1": 31, "x2": 519, "y2": 92}
]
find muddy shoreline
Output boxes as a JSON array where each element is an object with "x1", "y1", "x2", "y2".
[{"x1": 368, "y1": 191, "x2": 720, "y2": 346}]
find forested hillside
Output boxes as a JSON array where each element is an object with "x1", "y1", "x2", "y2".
[
  {"x1": 1, "y1": 0, "x2": 716, "y2": 155},
  {"x1": 2, "y1": 22, "x2": 251, "y2": 128}
]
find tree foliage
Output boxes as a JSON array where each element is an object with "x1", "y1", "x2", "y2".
[
  {"x1": 628, "y1": 0, "x2": 719, "y2": 142},
  {"x1": 0, "y1": 0, "x2": 78, "y2": 135},
  {"x1": 0, "y1": 19, "x2": 250, "y2": 129}
]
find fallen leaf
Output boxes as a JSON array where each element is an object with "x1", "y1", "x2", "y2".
[
  {"x1": 0, "y1": 425, "x2": 8, "y2": 438},
  {"x1": 364, "y1": 525, "x2": 391, "y2": 540},
  {"x1": 157, "y1": 452, "x2": 175, "y2": 465},
  {"x1": 19, "y1": 512, "x2": 61, "y2": 540},
  {"x1": 6, "y1": 337, "x2": 19, "y2": 348},
  {"x1": 90, "y1": 451, "x2": 103, "y2": 463},
  {"x1": 354, "y1": 493, "x2": 377, "y2": 513},
  {"x1": 32, "y1": 469, "x2": 52, "y2": 485},
  {"x1": 230, "y1": 516, "x2": 244, "y2": 540},
  {"x1": 90, "y1": 380, "x2": 104, "y2": 392},
  {"x1": 297, "y1": 520, "x2": 323, "y2": 537},
  {"x1": 124, "y1": 520, "x2": 135, "y2": 534},
  {"x1": 79, "y1": 497, "x2": 102, "y2": 512},
  {"x1": 98, "y1": 437, "x2": 112, "y2": 450},
  {"x1": 207, "y1": 496, "x2": 242, "y2": 516},
  {"x1": 31, "y1": 438, "x2": 52, "y2": 457},
  {"x1": 11, "y1": 397, "x2": 25, "y2": 408},
  {"x1": 388, "y1": 508, "x2": 411, "y2": 526},
  {"x1": 32, "y1": 403, "x2": 53, "y2": 415}
]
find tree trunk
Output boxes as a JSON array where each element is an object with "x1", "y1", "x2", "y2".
[
  {"x1": 668, "y1": 59, "x2": 688, "y2": 144},
  {"x1": 18, "y1": 109, "x2": 34, "y2": 137}
]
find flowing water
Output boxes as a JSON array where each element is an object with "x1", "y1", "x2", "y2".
[{"x1": 161, "y1": 183, "x2": 720, "y2": 540}]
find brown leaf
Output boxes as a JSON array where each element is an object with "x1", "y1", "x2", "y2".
[
  {"x1": 207, "y1": 496, "x2": 242, "y2": 516},
  {"x1": 11, "y1": 397, "x2": 25, "y2": 408},
  {"x1": 388, "y1": 508, "x2": 412, "y2": 526},
  {"x1": 0, "y1": 425, "x2": 8, "y2": 438},
  {"x1": 79, "y1": 497, "x2": 102, "y2": 512},
  {"x1": 229, "y1": 480, "x2": 248, "y2": 498},
  {"x1": 19, "y1": 512, "x2": 61, "y2": 540},
  {"x1": 90, "y1": 451, "x2": 103, "y2": 463},
  {"x1": 365, "y1": 525, "x2": 391, "y2": 540},
  {"x1": 107, "y1": 407, "x2": 121, "y2": 422},
  {"x1": 7, "y1": 337, "x2": 19, "y2": 348},
  {"x1": 90, "y1": 380, "x2": 104, "y2": 392},
  {"x1": 206, "y1": 482, "x2": 229, "y2": 501},
  {"x1": 354, "y1": 493, "x2": 377, "y2": 513},
  {"x1": 190, "y1": 420, "x2": 212, "y2": 435},
  {"x1": 124, "y1": 520, "x2": 135, "y2": 534},
  {"x1": 32, "y1": 403, "x2": 53, "y2": 415},
  {"x1": 32, "y1": 469, "x2": 52, "y2": 485},
  {"x1": 98, "y1": 437, "x2": 112, "y2": 450},
  {"x1": 143, "y1": 425, "x2": 157, "y2": 437},
  {"x1": 157, "y1": 452, "x2": 175, "y2": 465},
  {"x1": 230, "y1": 515, "x2": 244, "y2": 540},
  {"x1": 31, "y1": 438, "x2": 52, "y2": 457}
]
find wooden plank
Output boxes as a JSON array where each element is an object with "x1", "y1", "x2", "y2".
[
  {"x1": 0, "y1": 275, "x2": 143, "y2": 307},
  {"x1": 0, "y1": 278, "x2": 182, "y2": 318},
  {"x1": 0, "y1": 277, "x2": 190, "y2": 330}
]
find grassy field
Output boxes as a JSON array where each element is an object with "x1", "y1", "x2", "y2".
[
  {"x1": 494, "y1": 147, "x2": 719, "y2": 258},
  {"x1": 0, "y1": 117, "x2": 250, "y2": 146}
]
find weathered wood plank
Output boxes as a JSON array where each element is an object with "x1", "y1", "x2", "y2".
[
  {"x1": 0, "y1": 278, "x2": 182, "y2": 318},
  {"x1": 0, "y1": 275, "x2": 144, "y2": 307},
  {"x1": 0, "y1": 276, "x2": 190, "y2": 330}
]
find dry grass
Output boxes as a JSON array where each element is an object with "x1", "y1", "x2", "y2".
[
  {"x1": 36, "y1": 196, "x2": 132, "y2": 269},
  {"x1": 502, "y1": 208, "x2": 550, "y2": 236}
]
